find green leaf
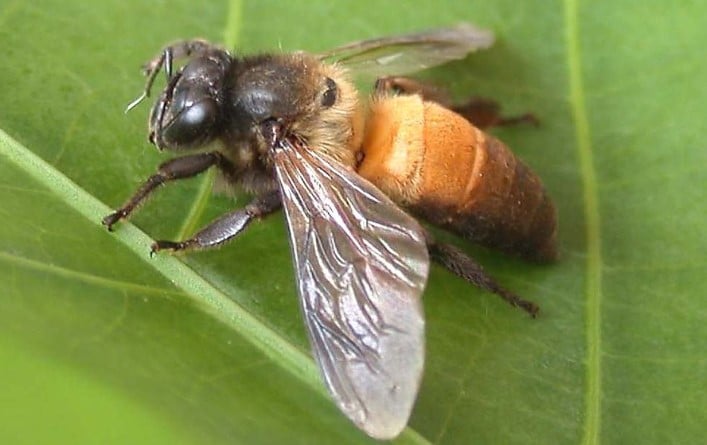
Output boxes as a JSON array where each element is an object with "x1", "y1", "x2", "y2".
[{"x1": 1, "y1": 0, "x2": 705, "y2": 444}]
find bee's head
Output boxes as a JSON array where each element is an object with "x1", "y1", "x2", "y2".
[{"x1": 147, "y1": 51, "x2": 231, "y2": 151}]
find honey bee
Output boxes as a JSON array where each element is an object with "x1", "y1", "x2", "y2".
[{"x1": 103, "y1": 23, "x2": 557, "y2": 439}]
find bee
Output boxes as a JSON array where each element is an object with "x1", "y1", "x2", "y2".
[{"x1": 103, "y1": 23, "x2": 557, "y2": 440}]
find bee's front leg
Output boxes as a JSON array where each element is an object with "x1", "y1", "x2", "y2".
[
  {"x1": 126, "y1": 39, "x2": 225, "y2": 112},
  {"x1": 103, "y1": 152, "x2": 229, "y2": 230}
]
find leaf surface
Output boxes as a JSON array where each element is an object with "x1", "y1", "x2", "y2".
[{"x1": 0, "y1": 0, "x2": 705, "y2": 444}]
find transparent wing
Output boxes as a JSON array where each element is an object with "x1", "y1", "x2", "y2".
[
  {"x1": 272, "y1": 138, "x2": 429, "y2": 439},
  {"x1": 316, "y1": 22, "x2": 494, "y2": 78}
]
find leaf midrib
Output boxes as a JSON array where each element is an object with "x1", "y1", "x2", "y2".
[
  {"x1": 564, "y1": 1, "x2": 603, "y2": 444},
  {"x1": 0, "y1": 126, "x2": 329, "y2": 401}
]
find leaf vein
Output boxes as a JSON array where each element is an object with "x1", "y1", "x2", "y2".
[
  {"x1": 0, "y1": 128, "x2": 432, "y2": 445},
  {"x1": 0, "y1": 250, "x2": 184, "y2": 298},
  {"x1": 564, "y1": 1, "x2": 603, "y2": 445}
]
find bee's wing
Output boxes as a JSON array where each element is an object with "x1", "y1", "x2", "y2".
[
  {"x1": 317, "y1": 22, "x2": 494, "y2": 77},
  {"x1": 272, "y1": 138, "x2": 429, "y2": 440}
]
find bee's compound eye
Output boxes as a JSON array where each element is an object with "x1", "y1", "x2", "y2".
[
  {"x1": 321, "y1": 77, "x2": 337, "y2": 108},
  {"x1": 162, "y1": 98, "x2": 218, "y2": 148}
]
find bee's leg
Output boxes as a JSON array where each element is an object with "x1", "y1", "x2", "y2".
[
  {"x1": 451, "y1": 97, "x2": 539, "y2": 130},
  {"x1": 374, "y1": 76, "x2": 451, "y2": 104},
  {"x1": 374, "y1": 76, "x2": 538, "y2": 130},
  {"x1": 126, "y1": 39, "x2": 224, "y2": 112},
  {"x1": 425, "y1": 236, "x2": 539, "y2": 317},
  {"x1": 142, "y1": 39, "x2": 218, "y2": 78},
  {"x1": 102, "y1": 152, "x2": 228, "y2": 230},
  {"x1": 150, "y1": 191, "x2": 281, "y2": 255}
]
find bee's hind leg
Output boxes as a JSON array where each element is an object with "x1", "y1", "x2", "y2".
[{"x1": 425, "y1": 234, "x2": 540, "y2": 317}]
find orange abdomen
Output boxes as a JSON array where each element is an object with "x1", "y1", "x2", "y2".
[{"x1": 358, "y1": 95, "x2": 557, "y2": 262}]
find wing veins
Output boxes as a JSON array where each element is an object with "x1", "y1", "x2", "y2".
[{"x1": 272, "y1": 138, "x2": 428, "y2": 437}]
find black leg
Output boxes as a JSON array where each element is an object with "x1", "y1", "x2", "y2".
[
  {"x1": 151, "y1": 191, "x2": 281, "y2": 255},
  {"x1": 374, "y1": 76, "x2": 539, "y2": 131},
  {"x1": 374, "y1": 76, "x2": 451, "y2": 104},
  {"x1": 102, "y1": 151, "x2": 228, "y2": 230},
  {"x1": 126, "y1": 39, "x2": 222, "y2": 112},
  {"x1": 426, "y1": 237, "x2": 539, "y2": 317},
  {"x1": 451, "y1": 97, "x2": 539, "y2": 130}
]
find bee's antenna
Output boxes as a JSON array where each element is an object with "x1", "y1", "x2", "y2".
[
  {"x1": 125, "y1": 48, "x2": 171, "y2": 114},
  {"x1": 124, "y1": 92, "x2": 147, "y2": 114}
]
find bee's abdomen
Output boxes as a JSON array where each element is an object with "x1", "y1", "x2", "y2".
[
  {"x1": 444, "y1": 134, "x2": 557, "y2": 262},
  {"x1": 418, "y1": 102, "x2": 557, "y2": 262},
  {"x1": 360, "y1": 96, "x2": 557, "y2": 263}
]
